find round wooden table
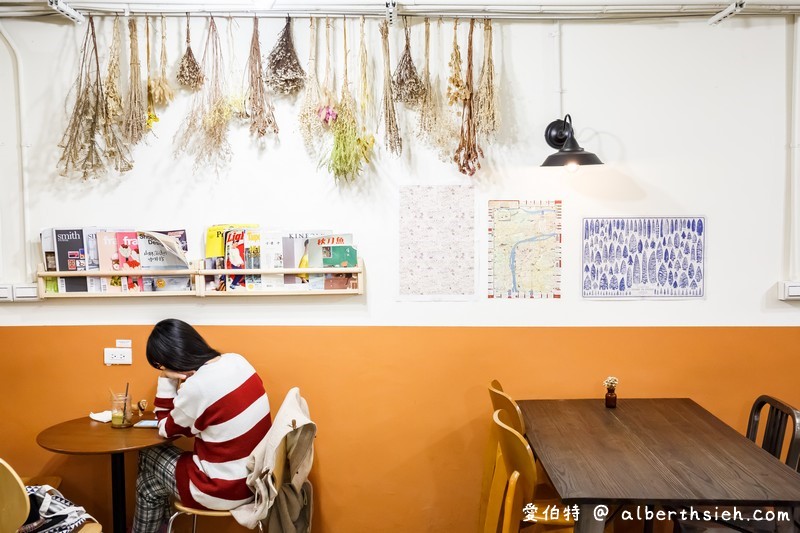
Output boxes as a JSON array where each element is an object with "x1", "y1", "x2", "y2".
[{"x1": 37, "y1": 416, "x2": 173, "y2": 533}]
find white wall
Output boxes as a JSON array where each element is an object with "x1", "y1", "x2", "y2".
[{"x1": 0, "y1": 14, "x2": 797, "y2": 326}]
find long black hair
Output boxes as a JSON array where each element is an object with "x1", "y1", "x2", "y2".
[{"x1": 146, "y1": 319, "x2": 221, "y2": 372}]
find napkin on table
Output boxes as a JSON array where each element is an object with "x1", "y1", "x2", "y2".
[{"x1": 89, "y1": 410, "x2": 112, "y2": 423}]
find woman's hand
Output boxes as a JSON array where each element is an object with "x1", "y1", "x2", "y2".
[{"x1": 160, "y1": 369, "x2": 195, "y2": 381}]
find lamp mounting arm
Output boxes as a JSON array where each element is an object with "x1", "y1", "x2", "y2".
[{"x1": 545, "y1": 114, "x2": 574, "y2": 149}]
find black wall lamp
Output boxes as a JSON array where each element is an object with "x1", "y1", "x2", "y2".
[{"x1": 541, "y1": 114, "x2": 603, "y2": 168}]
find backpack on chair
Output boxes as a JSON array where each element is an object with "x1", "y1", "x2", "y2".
[{"x1": 19, "y1": 485, "x2": 96, "y2": 533}]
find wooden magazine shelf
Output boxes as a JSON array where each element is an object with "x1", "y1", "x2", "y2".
[{"x1": 35, "y1": 259, "x2": 365, "y2": 299}]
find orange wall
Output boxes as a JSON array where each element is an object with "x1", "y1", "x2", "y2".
[{"x1": 1, "y1": 326, "x2": 799, "y2": 532}]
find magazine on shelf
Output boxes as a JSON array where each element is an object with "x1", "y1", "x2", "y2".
[
  {"x1": 224, "y1": 229, "x2": 247, "y2": 291},
  {"x1": 39, "y1": 228, "x2": 58, "y2": 293},
  {"x1": 53, "y1": 228, "x2": 88, "y2": 293},
  {"x1": 138, "y1": 230, "x2": 191, "y2": 292},
  {"x1": 96, "y1": 231, "x2": 123, "y2": 293},
  {"x1": 282, "y1": 230, "x2": 331, "y2": 287},
  {"x1": 244, "y1": 229, "x2": 262, "y2": 291},
  {"x1": 205, "y1": 224, "x2": 258, "y2": 291},
  {"x1": 261, "y1": 231, "x2": 284, "y2": 289},
  {"x1": 307, "y1": 234, "x2": 354, "y2": 290},
  {"x1": 83, "y1": 227, "x2": 101, "y2": 293},
  {"x1": 116, "y1": 231, "x2": 142, "y2": 292}
]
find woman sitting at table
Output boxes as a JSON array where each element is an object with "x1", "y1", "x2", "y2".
[{"x1": 132, "y1": 318, "x2": 272, "y2": 533}]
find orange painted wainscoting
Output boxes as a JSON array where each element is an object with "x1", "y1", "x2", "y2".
[{"x1": 1, "y1": 326, "x2": 799, "y2": 532}]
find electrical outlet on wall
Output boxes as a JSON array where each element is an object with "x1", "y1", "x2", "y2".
[{"x1": 104, "y1": 347, "x2": 132, "y2": 365}]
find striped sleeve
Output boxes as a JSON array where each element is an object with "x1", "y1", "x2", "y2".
[{"x1": 155, "y1": 376, "x2": 193, "y2": 438}]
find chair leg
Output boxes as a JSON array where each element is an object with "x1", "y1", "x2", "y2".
[
  {"x1": 167, "y1": 511, "x2": 182, "y2": 533},
  {"x1": 191, "y1": 514, "x2": 197, "y2": 533}
]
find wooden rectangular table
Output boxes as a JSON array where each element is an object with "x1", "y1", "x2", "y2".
[{"x1": 518, "y1": 398, "x2": 800, "y2": 533}]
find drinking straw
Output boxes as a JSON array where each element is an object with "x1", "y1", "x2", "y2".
[{"x1": 123, "y1": 382, "x2": 129, "y2": 422}]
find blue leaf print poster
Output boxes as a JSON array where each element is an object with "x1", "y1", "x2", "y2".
[{"x1": 582, "y1": 217, "x2": 705, "y2": 298}]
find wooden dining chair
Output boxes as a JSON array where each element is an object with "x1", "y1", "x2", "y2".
[
  {"x1": 486, "y1": 409, "x2": 574, "y2": 533},
  {"x1": 0, "y1": 458, "x2": 102, "y2": 533},
  {"x1": 167, "y1": 438, "x2": 287, "y2": 533},
  {"x1": 481, "y1": 380, "x2": 559, "y2": 530}
]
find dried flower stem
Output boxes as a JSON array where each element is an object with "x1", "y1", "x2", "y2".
[
  {"x1": 123, "y1": 17, "x2": 146, "y2": 144},
  {"x1": 298, "y1": 18, "x2": 324, "y2": 153},
  {"x1": 358, "y1": 16, "x2": 372, "y2": 127},
  {"x1": 150, "y1": 15, "x2": 174, "y2": 106},
  {"x1": 245, "y1": 17, "x2": 278, "y2": 138},
  {"x1": 177, "y1": 15, "x2": 204, "y2": 90},
  {"x1": 145, "y1": 17, "x2": 159, "y2": 129},
  {"x1": 380, "y1": 20, "x2": 402, "y2": 156},
  {"x1": 447, "y1": 19, "x2": 469, "y2": 106},
  {"x1": 265, "y1": 16, "x2": 305, "y2": 95},
  {"x1": 104, "y1": 16, "x2": 123, "y2": 122},
  {"x1": 392, "y1": 17, "x2": 425, "y2": 107},
  {"x1": 453, "y1": 19, "x2": 483, "y2": 176},
  {"x1": 58, "y1": 16, "x2": 132, "y2": 179},
  {"x1": 474, "y1": 19, "x2": 499, "y2": 139},
  {"x1": 326, "y1": 19, "x2": 364, "y2": 182}
]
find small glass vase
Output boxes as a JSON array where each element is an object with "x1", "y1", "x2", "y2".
[{"x1": 605, "y1": 388, "x2": 617, "y2": 408}]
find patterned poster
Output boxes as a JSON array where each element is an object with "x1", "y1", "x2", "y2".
[
  {"x1": 399, "y1": 185, "x2": 475, "y2": 298},
  {"x1": 582, "y1": 217, "x2": 705, "y2": 298},
  {"x1": 489, "y1": 200, "x2": 562, "y2": 299}
]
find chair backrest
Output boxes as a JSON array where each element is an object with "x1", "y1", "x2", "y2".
[
  {"x1": 746, "y1": 395, "x2": 800, "y2": 470},
  {"x1": 489, "y1": 380, "x2": 526, "y2": 434},
  {"x1": 0, "y1": 458, "x2": 31, "y2": 532},
  {"x1": 486, "y1": 409, "x2": 537, "y2": 533}
]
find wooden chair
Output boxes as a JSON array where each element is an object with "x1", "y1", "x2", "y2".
[
  {"x1": 0, "y1": 458, "x2": 101, "y2": 533},
  {"x1": 486, "y1": 409, "x2": 574, "y2": 533},
  {"x1": 481, "y1": 380, "x2": 559, "y2": 530},
  {"x1": 167, "y1": 438, "x2": 287, "y2": 533}
]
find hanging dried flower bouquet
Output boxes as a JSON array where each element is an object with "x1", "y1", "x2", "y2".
[
  {"x1": 392, "y1": 18, "x2": 425, "y2": 108},
  {"x1": 174, "y1": 17, "x2": 233, "y2": 172},
  {"x1": 265, "y1": 17, "x2": 305, "y2": 95},
  {"x1": 453, "y1": 19, "x2": 483, "y2": 176},
  {"x1": 58, "y1": 16, "x2": 132, "y2": 179},
  {"x1": 379, "y1": 20, "x2": 402, "y2": 156},
  {"x1": 245, "y1": 17, "x2": 278, "y2": 138}
]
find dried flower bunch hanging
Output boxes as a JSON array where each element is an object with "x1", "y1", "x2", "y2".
[
  {"x1": 474, "y1": 19, "x2": 499, "y2": 139},
  {"x1": 150, "y1": 16, "x2": 174, "y2": 106},
  {"x1": 418, "y1": 18, "x2": 458, "y2": 161},
  {"x1": 175, "y1": 16, "x2": 232, "y2": 171},
  {"x1": 298, "y1": 18, "x2": 324, "y2": 153},
  {"x1": 58, "y1": 16, "x2": 132, "y2": 179},
  {"x1": 447, "y1": 19, "x2": 469, "y2": 106},
  {"x1": 379, "y1": 20, "x2": 402, "y2": 156},
  {"x1": 104, "y1": 16, "x2": 123, "y2": 122},
  {"x1": 177, "y1": 15, "x2": 204, "y2": 90},
  {"x1": 318, "y1": 17, "x2": 337, "y2": 126},
  {"x1": 357, "y1": 16, "x2": 375, "y2": 163},
  {"x1": 245, "y1": 17, "x2": 278, "y2": 138},
  {"x1": 392, "y1": 17, "x2": 425, "y2": 107},
  {"x1": 145, "y1": 17, "x2": 159, "y2": 129},
  {"x1": 226, "y1": 16, "x2": 248, "y2": 121},
  {"x1": 326, "y1": 18, "x2": 367, "y2": 182},
  {"x1": 453, "y1": 19, "x2": 483, "y2": 176},
  {"x1": 123, "y1": 17, "x2": 147, "y2": 144},
  {"x1": 265, "y1": 17, "x2": 305, "y2": 95}
]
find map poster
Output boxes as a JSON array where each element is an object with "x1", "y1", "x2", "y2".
[
  {"x1": 488, "y1": 200, "x2": 562, "y2": 299},
  {"x1": 399, "y1": 185, "x2": 475, "y2": 299},
  {"x1": 582, "y1": 217, "x2": 705, "y2": 298}
]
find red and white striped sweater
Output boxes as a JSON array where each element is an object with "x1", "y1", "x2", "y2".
[{"x1": 154, "y1": 352, "x2": 272, "y2": 510}]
